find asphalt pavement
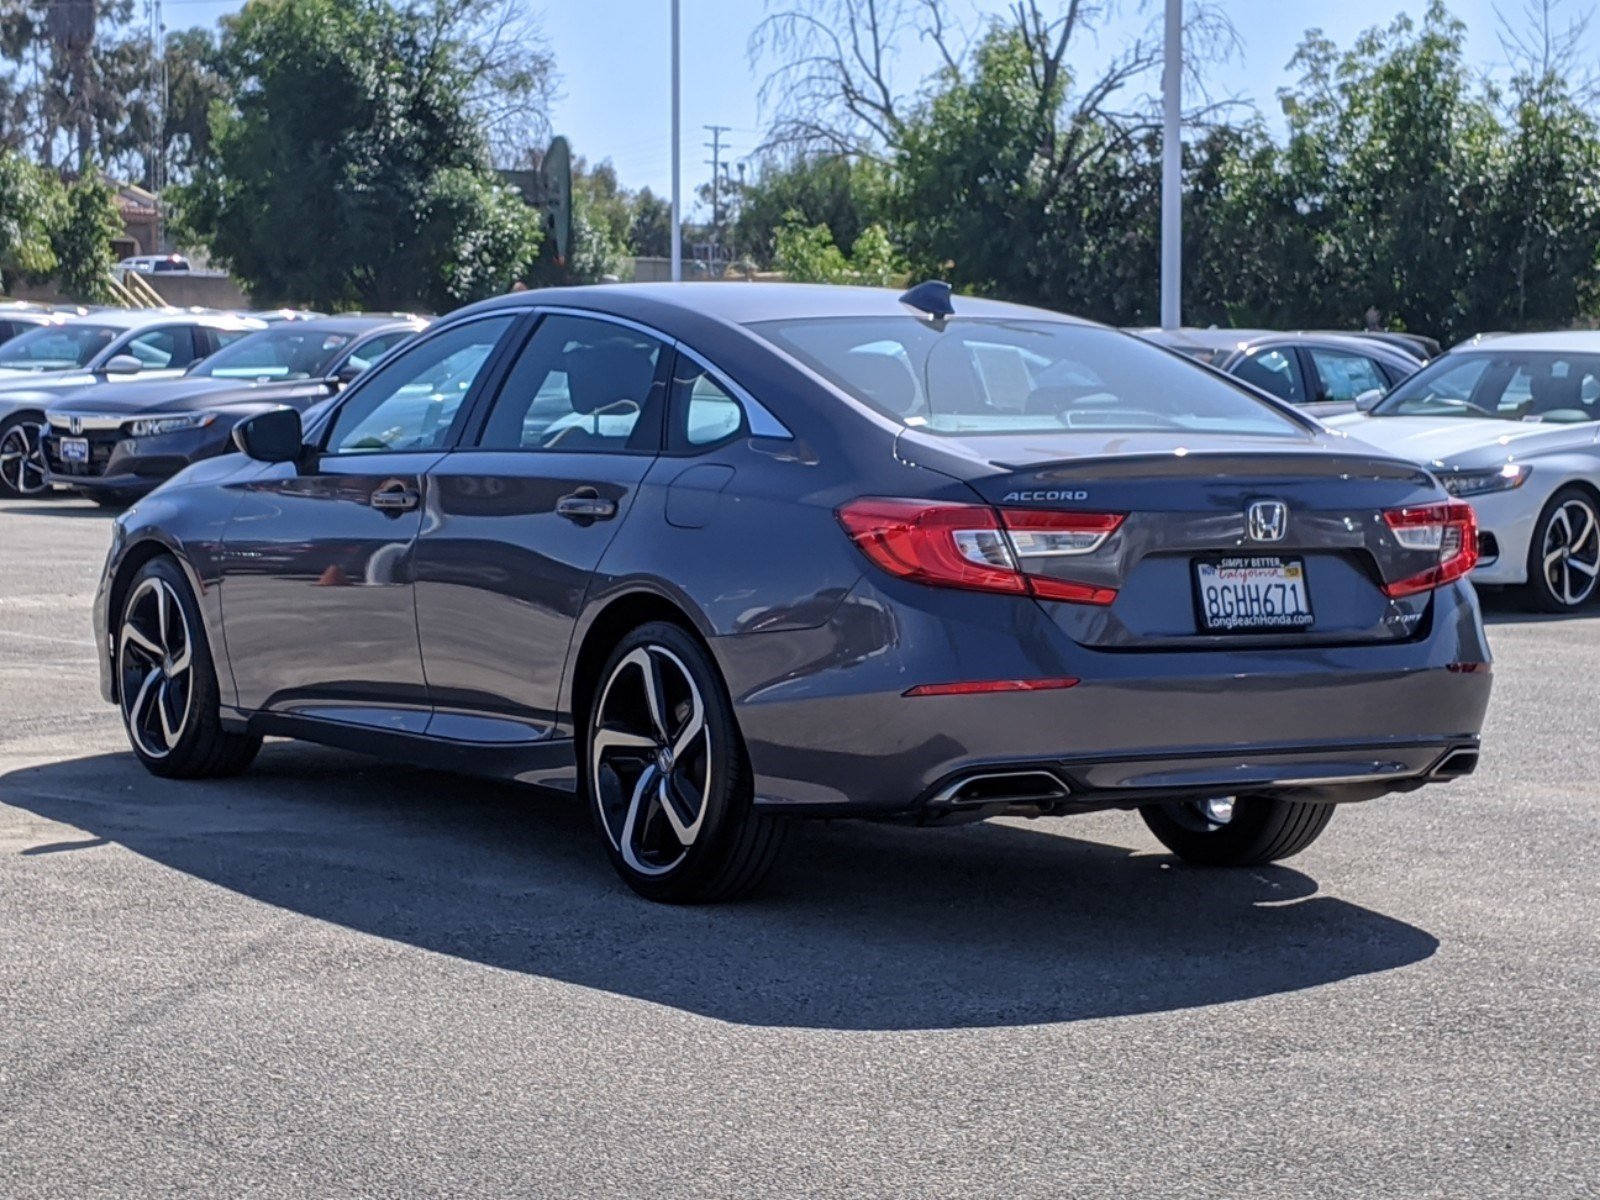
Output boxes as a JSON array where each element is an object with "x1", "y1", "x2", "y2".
[{"x1": 0, "y1": 496, "x2": 1595, "y2": 1198}]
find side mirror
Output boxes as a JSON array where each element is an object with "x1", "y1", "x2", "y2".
[
  {"x1": 333, "y1": 362, "x2": 364, "y2": 386},
  {"x1": 103, "y1": 354, "x2": 143, "y2": 375},
  {"x1": 1354, "y1": 388, "x2": 1385, "y2": 412},
  {"x1": 232, "y1": 407, "x2": 304, "y2": 463}
]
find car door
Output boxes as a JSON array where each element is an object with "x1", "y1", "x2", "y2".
[
  {"x1": 217, "y1": 314, "x2": 516, "y2": 730},
  {"x1": 413, "y1": 311, "x2": 670, "y2": 742}
]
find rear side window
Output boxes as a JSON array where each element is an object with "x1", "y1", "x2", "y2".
[
  {"x1": 474, "y1": 315, "x2": 666, "y2": 453},
  {"x1": 1307, "y1": 348, "x2": 1387, "y2": 403},
  {"x1": 668, "y1": 358, "x2": 746, "y2": 450},
  {"x1": 751, "y1": 318, "x2": 1302, "y2": 437}
]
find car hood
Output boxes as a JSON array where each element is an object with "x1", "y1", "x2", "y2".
[
  {"x1": 1324, "y1": 413, "x2": 1600, "y2": 467},
  {"x1": 0, "y1": 369, "x2": 97, "y2": 393},
  {"x1": 48, "y1": 377, "x2": 259, "y2": 415}
]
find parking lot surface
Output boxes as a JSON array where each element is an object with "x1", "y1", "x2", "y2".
[{"x1": 1, "y1": 496, "x2": 1596, "y2": 1198}]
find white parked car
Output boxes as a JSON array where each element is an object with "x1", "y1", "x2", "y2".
[
  {"x1": 117, "y1": 254, "x2": 192, "y2": 275},
  {"x1": 1326, "y1": 331, "x2": 1600, "y2": 612}
]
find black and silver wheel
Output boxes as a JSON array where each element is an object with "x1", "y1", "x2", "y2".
[
  {"x1": 1139, "y1": 794, "x2": 1335, "y2": 866},
  {"x1": 116, "y1": 557, "x2": 261, "y2": 778},
  {"x1": 586, "y1": 621, "x2": 788, "y2": 903},
  {"x1": 0, "y1": 415, "x2": 50, "y2": 498},
  {"x1": 1521, "y1": 486, "x2": 1600, "y2": 612}
]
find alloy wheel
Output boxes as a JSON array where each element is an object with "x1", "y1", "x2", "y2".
[
  {"x1": 590, "y1": 644, "x2": 712, "y2": 877},
  {"x1": 0, "y1": 421, "x2": 49, "y2": 497},
  {"x1": 1540, "y1": 497, "x2": 1600, "y2": 607},
  {"x1": 117, "y1": 576, "x2": 195, "y2": 760}
]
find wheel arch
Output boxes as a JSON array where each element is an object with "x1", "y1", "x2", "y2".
[{"x1": 563, "y1": 586, "x2": 718, "y2": 744}]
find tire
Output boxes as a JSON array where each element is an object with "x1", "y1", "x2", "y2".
[
  {"x1": 584, "y1": 621, "x2": 788, "y2": 903},
  {"x1": 0, "y1": 414, "x2": 51, "y2": 499},
  {"x1": 1139, "y1": 794, "x2": 1335, "y2": 866},
  {"x1": 115, "y1": 556, "x2": 261, "y2": 779},
  {"x1": 1517, "y1": 485, "x2": 1600, "y2": 613}
]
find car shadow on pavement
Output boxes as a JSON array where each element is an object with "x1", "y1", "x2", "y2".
[
  {"x1": 1476, "y1": 590, "x2": 1600, "y2": 625},
  {"x1": 0, "y1": 503, "x2": 117, "y2": 518},
  {"x1": 2, "y1": 744, "x2": 1439, "y2": 1032}
]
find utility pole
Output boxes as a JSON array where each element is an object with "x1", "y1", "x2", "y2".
[
  {"x1": 1160, "y1": 0, "x2": 1182, "y2": 330},
  {"x1": 670, "y1": 0, "x2": 682, "y2": 282},
  {"x1": 704, "y1": 124, "x2": 732, "y2": 270}
]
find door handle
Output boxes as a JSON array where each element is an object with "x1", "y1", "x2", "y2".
[
  {"x1": 556, "y1": 487, "x2": 618, "y2": 521},
  {"x1": 370, "y1": 481, "x2": 419, "y2": 513}
]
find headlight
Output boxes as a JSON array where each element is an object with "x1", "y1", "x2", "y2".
[
  {"x1": 1437, "y1": 463, "x2": 1530, "y2": 497},
  {"x1": 127, "y1": 412, "x2": 217, "y2": 438}
]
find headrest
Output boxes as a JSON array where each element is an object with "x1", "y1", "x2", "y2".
[
  {"x1": 564, "y1": 340, "x2": 657, "y2": 414},
  {"x1": 1529, "y1": 369, "x2": 1581, "y2": 412}
]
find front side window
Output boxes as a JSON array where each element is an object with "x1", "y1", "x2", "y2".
[
  {"x1": 1376, "y1": 351, "x2": 1600, "y2": 423},
  {"x1": 475, "y1": 315, "x2": 666, "y2": 452},
  {"x1": 1308, "y1": 348, "x2": 1387, "y2": 403},
  {"x1": 122, "y1": 327, "x2": 196, "y2": 370},
  {"x1": 1233, "y1": 348, "x2": 1303, "y2": 403},
  {"x1": 752, "y1": 318, "x2": 1303, "y2": 437},
  {"x1": 326, "y1": 316, "x2": 513, "y2": 454},
  {"x1": 0, "y1": 323, "x2": 119, "y2": 370}
]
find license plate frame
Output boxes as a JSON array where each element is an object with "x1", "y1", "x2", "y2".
[
  {"x1": 59, "y1": 436, "x2": 89, "y2": 463},
  {"x1": 1192, "y1": 555, "x2": 1315, "y2": 634}
]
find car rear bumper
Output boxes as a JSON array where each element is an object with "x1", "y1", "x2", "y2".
[{"x1": 714, "y1": 575, "x2": 1492, "y2": 816}]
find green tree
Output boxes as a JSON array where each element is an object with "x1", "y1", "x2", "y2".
[
  {"x1": 50, "y1": 172, "x2": 121, "y2": 303},
  {"x1": 736, "y1": 154, "x2": 889, "y2": 269},
  {"x1": 0, "y1": 150, "x2": 59, "y2": 292},
  {"x1": 175, "y1": 0, "x2": 543, "y2": 311},
  {"x1": 772, "y1": 213, "x2": 852, "y2": 282}
]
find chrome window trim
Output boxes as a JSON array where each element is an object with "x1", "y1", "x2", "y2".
[{"x1": 533, "y1": 305, "x2": 794, "y2": 441}]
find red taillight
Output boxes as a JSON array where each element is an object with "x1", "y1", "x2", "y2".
[
  {"x1": 1382, "y1": 501, "x2": 1480, "y2": 597},
  {"x1": 903, "y1": 677, "x2": 1080, "y2": 697},
  {"x1": 836, "y1": 498, "x2": 1123, "y2": 605}
]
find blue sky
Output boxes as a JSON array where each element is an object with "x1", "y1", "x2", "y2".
[{"x1": 164, "y1": 0, "x2": 1596, "y2": 207}]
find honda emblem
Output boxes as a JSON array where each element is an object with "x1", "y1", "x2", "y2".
[{"x1": 1247, "y1": 500, "x2": 1288, "y2": 543}]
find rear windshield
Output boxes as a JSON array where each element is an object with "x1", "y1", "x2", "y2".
[{"x1": 750, "y1": 318, "x2": 1301, "y2": 437}]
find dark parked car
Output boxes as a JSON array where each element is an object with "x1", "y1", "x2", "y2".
[
  {"x1": 94, "y1": 283, "x2": 1491, "y2": 902},
  {"x1": 1138, "y1": 328, "x2": 1424, "y2": 416},
  {"x1": 0, "y1": 309, "x2": 265, "y2": 498},
  {"x1": 42, "y1": 315, "x2": 425, "y2": 504}
]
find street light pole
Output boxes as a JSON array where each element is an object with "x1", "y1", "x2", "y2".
[
  {"x1": 670, "y1": 0, "x2": 683, "y2": 282},
  {"x1": 1160, "y1": 0, "x2": 1182, "y2": 330}
]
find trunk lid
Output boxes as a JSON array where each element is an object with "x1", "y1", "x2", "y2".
[{"x1": 900, "y1": 430, "x2": 1448, "y2": 649}]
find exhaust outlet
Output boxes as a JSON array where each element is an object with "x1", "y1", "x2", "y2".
[
  {"x1": 930, "y1": 770, "x2": 1070, "y2": 808},
  {"x1": 1430, "y1": 748, "x2": 1479, "y2": 779}
]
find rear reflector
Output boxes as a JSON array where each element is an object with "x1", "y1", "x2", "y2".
[
  {"x1": 1447, "y1": 662, "x2": 1491, "y2": 674},
  {"x1": 903, "y1": 678, "x2": 1080, "y2": 697},
  {"x1": 837, "y1": 498, "x2": 1122, "y2": 605},
  {"x1": 1382, "y1": 502, "x2": 1480, "y2": 597}
]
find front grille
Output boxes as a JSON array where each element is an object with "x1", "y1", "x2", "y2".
[{"x1": 44, "y1": 432, "x2": 119, "y2": 478}]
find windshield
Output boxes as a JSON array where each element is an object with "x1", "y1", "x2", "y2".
[
  {"x1": 1376, "y1": 350, "x2": 1600, "y2": 423},
  {"x1": 751, "y1": 318, "x2": 1302, "y2": 437},
  {"x1": 194, "y1": 326, "x2": 356, "y2": 380},
  {"x1": 0, "y1": 323, "x2": 119, "y2": 371}
]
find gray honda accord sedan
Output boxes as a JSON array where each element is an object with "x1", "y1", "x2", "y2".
[{"x1": 93, "y1": 283, "x2": 1492, "y2": 902}]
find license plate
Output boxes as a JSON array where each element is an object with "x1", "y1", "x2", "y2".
[
  {"x1": 1194, "y1": 556, "x2": 1314, "y2": 632},
  {"x1": 59, "y1": 437, "x2": 89, "y2": 463}
]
